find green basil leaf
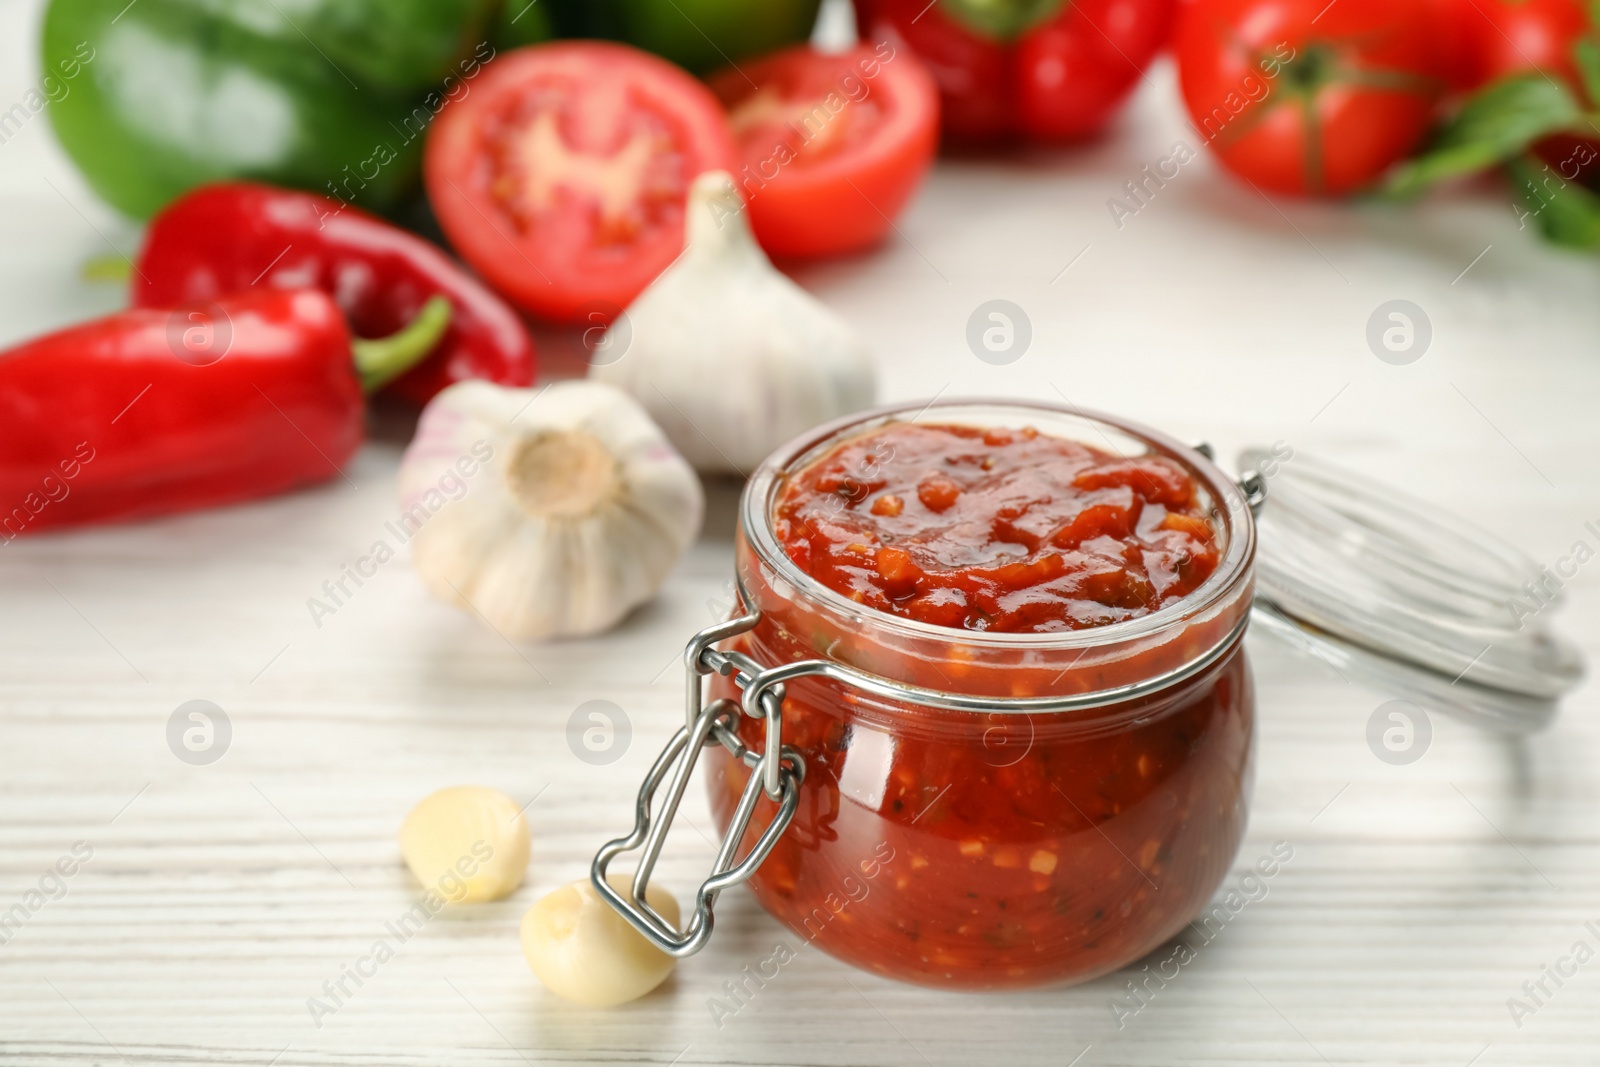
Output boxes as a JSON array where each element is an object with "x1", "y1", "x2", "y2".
[
  {"x1": 1385, "y1": 75, "x2": 1584, "y2": 198},
  {"x1": 1506, "y1": 154, "x2": 1600, "y2": 250},
  {"x1": 937, "y1": 0, "x2": 1066, "y2": 39},
  {"x1": 1574, "y1": 37, "x2": 1600, "y2": 110}
]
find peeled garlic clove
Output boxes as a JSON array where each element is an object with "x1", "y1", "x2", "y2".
[
  {"x1": 591, "y1": 170, "x2": 877, "y2": 474},
  {"x1": 397, "y1": 379, "x2": 703, "y2": 640},
  {"x1": 399, "y1": 786, "x2": 530, "y2": 903},
  {"x1": 521, "y1": 875, "x2": 679, "y2": 1007}
]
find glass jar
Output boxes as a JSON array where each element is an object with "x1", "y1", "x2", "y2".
[
  {"x1": 591, "y1": 398, "x2": 1582, "y2": 990},
  {"x1": 709, "y1": 401, "x2": 1254, "y2": 988}
]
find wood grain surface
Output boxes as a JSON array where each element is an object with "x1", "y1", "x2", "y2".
[{"x1": 2, "y1": 1, "x2": 1599, "y2": 1062}]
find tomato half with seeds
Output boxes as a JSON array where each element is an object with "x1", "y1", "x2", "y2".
[
  {"x1": 1175, "y1": 0, "x2": 1444, "y2": 195},
  {"x1": 425, "y1": 42, "x2": 737, "y2": 322},
  {"x1": 708, "y1": 42, "x2": 940, "y2": 258}
]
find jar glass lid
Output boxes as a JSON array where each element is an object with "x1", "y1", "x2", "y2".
[{"x1": 1238, "y1": 448, "x2": 1584, "y2": 734}]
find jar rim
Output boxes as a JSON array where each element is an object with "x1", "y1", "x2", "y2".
[{"x1": 739, "y1": 397, "x2": 1258, "y2": 653}]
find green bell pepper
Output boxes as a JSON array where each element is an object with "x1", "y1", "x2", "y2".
[
  {"x1": 546, "y1": 0, "x2": 823, "y2": 74},
  {"x1": 491, "y1": 0, "x2": 555, "y2": 50},
  {"x1": 42, "y1": 0, "x2": 498, "y2": 219}
]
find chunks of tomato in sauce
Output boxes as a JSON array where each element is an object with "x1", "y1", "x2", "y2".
[{"x1": 774, "y1": 422, "x2": 1220, "y2": 632}]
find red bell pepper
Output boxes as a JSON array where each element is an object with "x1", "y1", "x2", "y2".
[
  {"x1": 131, "y1": 182, "x2": 534, "y2": 406},
  {"x1": 0, "y1": 289, "x2": 449, "y2": 537},
  {"x1": 857, "y1": 0, "x2": 1176, "y2": 142}
]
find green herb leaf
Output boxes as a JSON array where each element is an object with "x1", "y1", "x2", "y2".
[
  {"x1": 1506, "y1": 154, "x2": 1600, "y2": 250},
  {"x1": 1574, "y1": 37, "x2": 1600, "y2": 109},
  {"x1": 1384, "y1": 75, "x2": 1584, "y2": 198},
  {"x1": 937, "y1": 0, "x2": 1067, "y2": 40}
]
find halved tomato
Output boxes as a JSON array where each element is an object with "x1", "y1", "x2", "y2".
[
  {"x1": 708, "y1": 42, "x2": 939, "y2": 259},
  {"x1": 425, "y1": 42, "x2": 737, "y2": 322}
]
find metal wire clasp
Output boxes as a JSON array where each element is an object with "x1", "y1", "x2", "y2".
[
  {"x1": 1194, "y1": 440, "x2": 1268, "y2": 518},
  {"x1": 591, "y1": 569, "x2": 1258, "y2": 958},
  {"x1": 591, "y1": 609, "x2": 810, "y2": 957}
]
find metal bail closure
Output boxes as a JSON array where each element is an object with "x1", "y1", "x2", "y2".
[
  {"x1": 1238, "y1": 447, "x2": 1585, "y2": 734},
  {"x1": 591, "y1": 610, "x2": 808, "y2": 958}
]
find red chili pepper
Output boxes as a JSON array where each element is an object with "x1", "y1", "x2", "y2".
[
  {"x1": 857, "y1": 0, "x2": 1176, "y2": 142},
  {"x1": 131, "y1": 182, "x2": 534, "y2": 406},
  {"x1": 0, "y1": 289, "x2": 450, "y2": 537}
]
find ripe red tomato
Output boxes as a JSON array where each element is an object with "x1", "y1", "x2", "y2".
[
  {"x1": 1175, "y1": 0, "x2": 1444, "y2": 195},
  {"x1": 856, "y1": 0, "x2": 1176, "y2": 142},
  {"x1": 1461, "y1": 0, "x2": 1590, "y2": 97},
  {"x1": 1452, "y1": 0, "x2": 1599, "y2": 188},
  {"x1": 1426, "y1": 0, "x2": 1483, "y2": 91},
  {"x1": 708, "y1": 42, "x2": 939, "y2": 258},
  {"x1": 425, "y1": 42, "x2": 737, "y2": 323}
]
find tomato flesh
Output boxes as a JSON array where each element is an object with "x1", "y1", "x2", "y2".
[
  {"x1": 1175, "y1": 0, "x2": 1443, "y2": 195},
  {"x1": 710, "y1": 43, "x2": 940, "y2": 258},
  {"x1": 774, "y1": 422, "x2": 1220, "y2": 633},
  {"x1": 425, "y1": 42, "x2": 736, "y2": 323}
]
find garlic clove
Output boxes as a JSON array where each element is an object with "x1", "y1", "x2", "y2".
[
  {"x1": 591, "y1": 170, "x2": 877, "y2": 475},
  {"x1": 397, "y1": 379, "x2": 703, "y2": 640},
  {"x1": 399, "y1": 786, "x2": 530, "y2": 903},
  {"x1": 520, "y1": 875, "x2": 680, "y2": 1008}
]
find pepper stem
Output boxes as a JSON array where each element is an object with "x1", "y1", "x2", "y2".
[
  {"x1": 82, "y1": 255, "x2": 133, "y2": 283},
  {"x1": 352, "y1": 295, "x2": 453, "y2": 393}
]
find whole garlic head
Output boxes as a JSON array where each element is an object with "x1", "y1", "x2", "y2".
[
  {"x1": 591, "y1": 170, "x2": 877, "y2": 474},
  {"x1": 398, "y1": 380, "x2": 703, "y2": 640}
]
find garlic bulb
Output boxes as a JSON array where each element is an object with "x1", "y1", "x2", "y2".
[
  {"x1": 397, "y1": 379, "x2": 703, "y2": 640},
  {"x1": 591, "y1": 170, "x2": 876, "y2": 475}
]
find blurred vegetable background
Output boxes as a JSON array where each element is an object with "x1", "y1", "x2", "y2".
[
  {"x1": 42, "y1": 0, "x2": 503, "y2": 217},
  {"x1": 10, "y1": 0, "x2": 1600, "y2": 549},
  {"x1": 36, "y1": 0, "x2": 1600, "y2": 251},
  {"x1": 37, "y1": 0, "x2": 1600, "y2": 237}
]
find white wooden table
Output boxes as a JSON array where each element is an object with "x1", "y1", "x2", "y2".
[{"x1": 4, "y1": 1, "x2": 1600, "y2": 1062}]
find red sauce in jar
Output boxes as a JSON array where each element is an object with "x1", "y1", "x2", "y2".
[
  {"x1": 774, "y1": 423, "x2": 1220, "y2": 632},
  {"x1": 709, "y1": 417, "x2": 1254, "y2": 990}
]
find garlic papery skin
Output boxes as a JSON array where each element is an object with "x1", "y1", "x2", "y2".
[
  {"x1": 591, "y1": 170, "x2": 876, "y2": 475},
  {"x1": 397, "y1": 379, "x2": 703, "y2": 640}
]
